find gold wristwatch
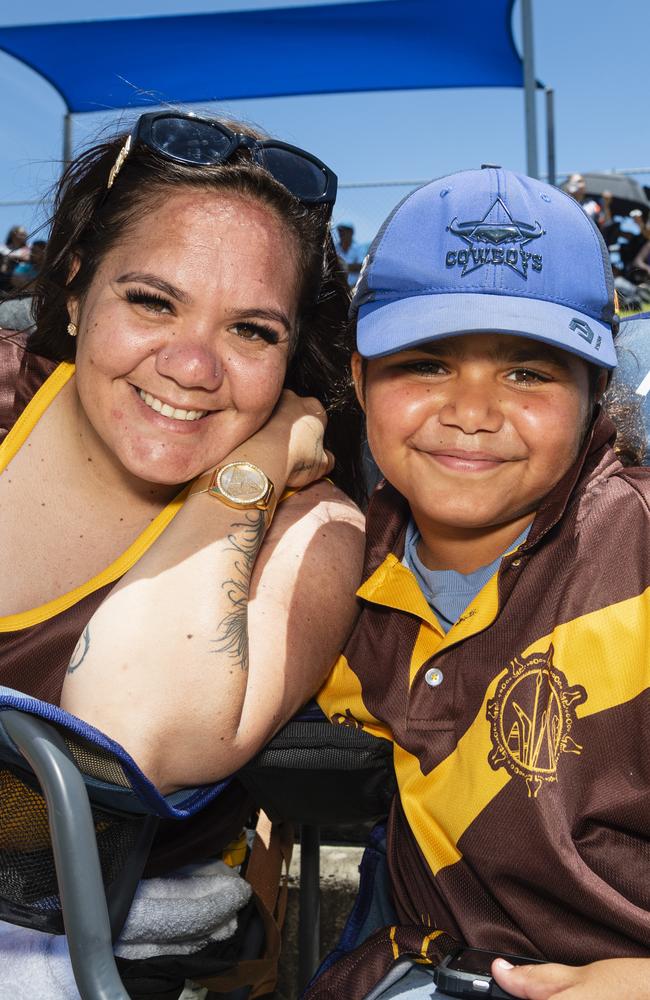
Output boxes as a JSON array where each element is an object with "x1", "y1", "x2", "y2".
[{"x1": 189, "y1": 461, "x2": 276, "y2": 522}]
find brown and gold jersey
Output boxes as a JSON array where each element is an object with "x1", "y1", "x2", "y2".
[{"x1": 312, "y1": 410, "x2": 650, "y2": 998}]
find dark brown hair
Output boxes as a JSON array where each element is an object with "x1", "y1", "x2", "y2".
[
  {"x1": 28, "y1": 115, "x2": 364, "y2": 503},
  {"x1": 603, "y1": 378, "x2": 646, "y2": 466}
]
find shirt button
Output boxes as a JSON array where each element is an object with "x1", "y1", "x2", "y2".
[{"x1": 425, "y1": 667, "x2": 444, "y2": 687}]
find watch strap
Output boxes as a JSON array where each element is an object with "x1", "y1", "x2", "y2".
[{"x1": 188, "y1": 468, "x2": 218, "y2": 497}]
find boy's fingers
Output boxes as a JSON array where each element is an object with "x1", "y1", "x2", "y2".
[
  {"x1": 494, "y1": 957, "x2": 650, "y2": 1000},
  {"x1": 491, "y1": 959, "x2": 576, "y2": 999}
]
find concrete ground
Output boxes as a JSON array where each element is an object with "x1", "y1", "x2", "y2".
[{"x1": 275, "y1": 844, "x2": 364, "y2": 1000}]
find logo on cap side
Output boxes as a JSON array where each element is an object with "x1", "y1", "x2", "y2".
[
  {"x1": 569, "y1": 317, "x2": 601, "y2": 352},
  {"x1": 446, "y1": 196, "x2": 545, "y2": 279}
]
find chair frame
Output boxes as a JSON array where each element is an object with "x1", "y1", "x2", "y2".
[{"x1": 2, "y1": 709, "x2": 131, "y2": 1000}]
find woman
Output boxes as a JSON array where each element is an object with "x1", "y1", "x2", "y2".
[{"x1": 0, "y1": 111, "x2": 365, "y2": 794}]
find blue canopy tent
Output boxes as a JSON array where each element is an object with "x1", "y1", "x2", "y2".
[{"x1": 0, "y1": 0, "x2": 546, "y2": 176}]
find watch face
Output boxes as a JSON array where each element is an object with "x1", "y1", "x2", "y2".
[{"x1": 217, "y1": 463, "x2": 268, "y2": 504}]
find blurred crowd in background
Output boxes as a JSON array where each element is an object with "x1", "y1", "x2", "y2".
[
  {"x1": 0, "y1": 225, "x2": 45, "y2": 331},
  {"x1": 561, "y1": 172, "x2": 650, "y2": 313}
]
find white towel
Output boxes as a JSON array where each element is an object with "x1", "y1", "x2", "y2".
[
  {"x1": 0, "y1": 860, "x2": 253, "y2": 992},
  {"x1": 115, "y1": 859, "x2": 252, "y2": 959},
  {"x1": 0, "y1": 924, "x2": 80, "y2": 999}
]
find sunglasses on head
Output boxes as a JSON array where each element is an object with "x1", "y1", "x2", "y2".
[{"x1": 107, "y1": 111, "x2": 338, "y2": 213}]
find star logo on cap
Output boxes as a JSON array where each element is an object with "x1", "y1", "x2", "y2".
[{"x1": 447, "y1": 196, "x2": 545, "y2": 277}]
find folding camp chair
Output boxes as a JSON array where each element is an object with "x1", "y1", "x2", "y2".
[
  {"x1": 0, "y1": 685, "x2": 277, "y2": 1000},
  {"x1": 0, "y1": 686, "x2": 394, "y2": 998}
]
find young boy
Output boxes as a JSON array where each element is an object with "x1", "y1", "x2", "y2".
[{"x1": 308, "y1": 167, "x2": 650, "y2": 999}]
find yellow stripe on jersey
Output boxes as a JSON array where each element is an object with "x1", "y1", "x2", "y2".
[
  {"x1": 317, "y1": 653, "x2": 391, "y2": 741},
  {"x1": 395, "y1": 668, "x2": 510, "y2": 875},
  {"x1": 413, "y1": 930, "x2": 446, "y2": 963},
  {"x1": 525, "y1": 586, "x2": 650, "y2": 719},
  {"x1": 389, "y1": 925, "x2": 400, "y2": 960}
]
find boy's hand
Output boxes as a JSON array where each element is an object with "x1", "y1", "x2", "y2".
[
  {"x1": 279, "y1": 390, "x2": 333, "y2": 488},
  {"x1": 245, "y1": 389, "x2": 333, "y2": 489},
  {"x1": 491, "y1": 956, "x2": 650, "y2": 999}
]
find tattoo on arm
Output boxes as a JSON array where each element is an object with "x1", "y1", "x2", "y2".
[
  {"x1": 211, "y1": 511, "x2": 265, "y2": 672},
  {"x1": 67, "y1": 625, "x2": 91, "y2": 674}
]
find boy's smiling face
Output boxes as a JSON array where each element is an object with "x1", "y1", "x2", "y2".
[{"x1": 354, "y1": 333, "x2": 606, "y2": 546}]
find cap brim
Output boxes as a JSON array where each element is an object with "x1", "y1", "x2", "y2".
[{"x1": 356, "y1": 292, "x2": 617, "y2": 369}]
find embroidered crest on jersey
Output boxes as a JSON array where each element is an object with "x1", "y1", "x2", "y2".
[{"x1": 486, "y1": 645, "x2": 586, "y2": 797}]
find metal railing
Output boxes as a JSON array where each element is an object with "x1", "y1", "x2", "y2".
[{"x1": 1, "y1": 167, "x2": 649, "y2": 208}]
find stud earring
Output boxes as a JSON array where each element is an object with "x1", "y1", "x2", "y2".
[{"x1": 67, "y1": 322, "x2": 77, "y2": 337}]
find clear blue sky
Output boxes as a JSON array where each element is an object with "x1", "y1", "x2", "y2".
[{"x1": 0, "y1": 0, "x2": 648, "y2": 246}]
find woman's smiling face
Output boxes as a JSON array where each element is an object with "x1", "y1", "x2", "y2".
[{"x1": 69, "y1": 187, "x2": 299, "y2": 485}]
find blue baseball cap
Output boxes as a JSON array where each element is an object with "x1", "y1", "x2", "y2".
[{"x1": 353, "y1": 166, "x2": 618, "y2": 369}]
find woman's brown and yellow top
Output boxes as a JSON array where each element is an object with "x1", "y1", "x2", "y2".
[{"x1": 0, "y1": 335, "x2": 190, "y2": 704}]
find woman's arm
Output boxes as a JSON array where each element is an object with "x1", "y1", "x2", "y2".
[
  {"x1": 60, "y1": 392, "x2": 365, "y2": 791},
  {"x1": 492, "y1": 956, "x2": 650, "y2": 999}
]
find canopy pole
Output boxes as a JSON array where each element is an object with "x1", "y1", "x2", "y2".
[
  {"x1": 63, "y1": 113, "x2": 73, "y2": 168},
  {"x1": 520, "y1": 0, "x2": 539, "y2": 178},
  {"x1": 545, "y1": 88, "x2": 556, "y2": 186}
]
